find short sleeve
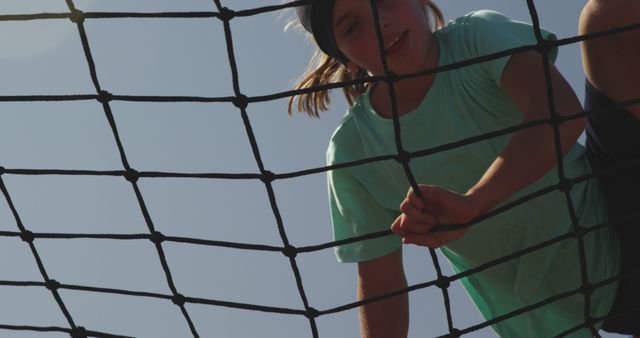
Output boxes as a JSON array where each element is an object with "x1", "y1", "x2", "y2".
[
  {"x1": 327, "y1": 166, "x2": 401, "y2": 263},
  {"x1": 464, "y1": 10, "x2": 558, "y2": 86}
]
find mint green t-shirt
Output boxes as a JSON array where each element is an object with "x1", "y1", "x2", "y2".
[{"x1": 326, "y1": 10, "x2": 620, "y2": 337}]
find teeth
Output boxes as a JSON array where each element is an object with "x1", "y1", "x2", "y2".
[{"x1": 386, "y1": 32, "x2": 403, "y2": 51}]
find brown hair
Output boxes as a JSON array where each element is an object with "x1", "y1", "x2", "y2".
[{"x1": 287, "y1": 2, "x2": 445, "y2": 118}]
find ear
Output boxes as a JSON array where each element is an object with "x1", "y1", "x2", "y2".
[{"x1": 346, "y1": 61, "x2": 359, "y2": 74}]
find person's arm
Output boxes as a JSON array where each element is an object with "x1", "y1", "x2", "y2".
[
  {"x1": 580, "y1": 0, "x2": 640, "y2": 45},
  {"x1": 357, "y1": 248, "x2": 408, "y2": 338},
  {"x1": 392, "y1": 50, "x2": 586, "y2": 247},
  {"x1": 580, "y1": 0, "x2": 640, "y2": 118},
  {"x1": 466, "y1": 50, "x2": 586, "y2": 213}
]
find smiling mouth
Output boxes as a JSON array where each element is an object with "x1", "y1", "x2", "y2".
[{"x1": 385, "y1": 31, "x2": 407, "y2": 53}]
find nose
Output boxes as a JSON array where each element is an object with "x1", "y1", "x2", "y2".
[
  {"x1": 369, "y1": 8, "x2": 391, "y2": 39},
  {"x1": 377, "y1": 8, "x2": 391, "y2": 30}
]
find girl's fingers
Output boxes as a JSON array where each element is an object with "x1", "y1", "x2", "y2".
[
  {"x1": 402, "y1": 233, "x2": 441, "y2": 248},
  {"x1": 402, "y1": 227, "x2": 469, "y2": 248},
  {"x1": 391, "y1": 215, "x2": 402, "y2": 234},
  {"x1": 400, "y1": 200, "x2": 436, "y2": 224},
  {"x1": 406, "y1": 187, "x2": 425, "y2": 209},
  {"x1": 392, "y1": 213, "x2": 433, "y2": 235}
]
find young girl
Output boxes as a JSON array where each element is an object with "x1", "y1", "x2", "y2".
[{"x1": 288, "y1": 0, "x2": 638, "y2": 337}]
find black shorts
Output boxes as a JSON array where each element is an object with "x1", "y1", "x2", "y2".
[{"x1": 584, "y1": 80, "x2": 640, "y2": 335}]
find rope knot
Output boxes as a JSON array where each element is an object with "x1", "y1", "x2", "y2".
[
  {"x1": 260, "y1": 170, "x2": 275, "y2": 184},
  {"x1": 557, "y1": 179, "x2": 574, "y2": 194},
  {"x1": 150, "y1": 231, "x2": 165, "y2": 245},
  {"x1": 232, "y1": 94, "x2": 248, "y2": 110},
  {"x1": 536, "y1": 38, "x2": 553, "y2": 55},
  {"x1": 581, "y1": 282, "x2": 595, "y2": 297},
  {"x1": 395, "y1": 150, "x2": 411, "y2": 164},
  {"x1": 124, "y1": 169, "x2": 139, "y2": 183},
  {"x1": 46, "y1": 279, "x2": 60, "y2": 291},
  {"x1": 20, "y1": 230, "x2": 35, "y2": 243},
  {"x1": 385, "y1": 71, "x2": 399, "y2": 84},
  {"x1": 282, "y1": 245, "x2": 297, "y2": 258},
  {"x1": 585, "y1": 316, "x2": 598, "y2": 328},
  {"x1": 572, "y1": 226, "x2": 586, "y2": 239},
  {"x1": 70, "y1": 326, "x2": 87, "y2": 338},
  {"x1": 444, "y1": 328, "x2": 462, "y2": 338},
  {"x1": 549, "y1": 114, "x2": 565, "y2": 127},
  {"x1": 435, "y1": 276, "x2": 450, "y2": 290},
  {"x1": 68, "y1": 9, "x2": 85, "y2": 24},
  {"x1": 172, "y1": 293, "x2": 186, "y2": 306},
  {"x1": 305, "y1": 307, "x2": 319, "y2": 319},
  {"x1": 218, "y1": 7, "x2": 236, "y2": 22},
  {"x1": 97, "y1": 90, "x2": 113, "y2": 104}
]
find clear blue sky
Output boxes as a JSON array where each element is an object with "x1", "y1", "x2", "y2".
[{"x1": 0, "y1": 1, "x2": 624, "y2": 337}]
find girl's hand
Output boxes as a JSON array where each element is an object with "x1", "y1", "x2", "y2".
[{"x1": 390, "y1": 185, "x2": 480, "y2": 248}]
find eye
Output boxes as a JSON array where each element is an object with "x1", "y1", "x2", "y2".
[{"x1": 344, "y1": 21, "x2": 359, "y2": 36}]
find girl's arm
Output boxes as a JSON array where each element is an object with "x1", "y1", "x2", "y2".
[
  {"x1": 467, "y1": 50, "x2": 586, "y2": 214},
  {"x1": 357, "y1": 248, "x2": 409, "y2": 338},
  {"x1": 392, "y1": 50, "x2": 586, "y2": 247}
]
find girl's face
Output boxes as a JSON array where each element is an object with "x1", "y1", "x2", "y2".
[{"x1": 332, "y1": 0, "x2": 434, "y2": 76}]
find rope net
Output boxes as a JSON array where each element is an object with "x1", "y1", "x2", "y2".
[{"x1": 0, "y1": 0, "x2": 639, "y2": 337}]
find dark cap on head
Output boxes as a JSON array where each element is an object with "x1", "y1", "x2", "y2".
[{"x1": 295, "y1": 0, "x2": 348, "y2": 64}]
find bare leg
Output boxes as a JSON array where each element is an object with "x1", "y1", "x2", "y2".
[{"x1": 580, "y1": 0, "x2": 640, "y2": 120}]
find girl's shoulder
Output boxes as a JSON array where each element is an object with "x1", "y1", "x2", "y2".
[
  {"x1": 439, "y1": 9, "x2": 512, "y2": 34},
  {"x1": 435, "y1": 9, "x2": 557, "y2": 73},
  {"x1": 436, "y1": 9, "x2": 522, "y2": 47},
  {"x1": 326, "y1": 93, "x2": 382, "y2": 165},
  {"x1": 326, "y1": 111, "x2": 359, "y2": 164}
]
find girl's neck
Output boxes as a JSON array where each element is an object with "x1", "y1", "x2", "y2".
[{"x1": 370, "y1": 35, "x2": 440, "y2": 119}]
